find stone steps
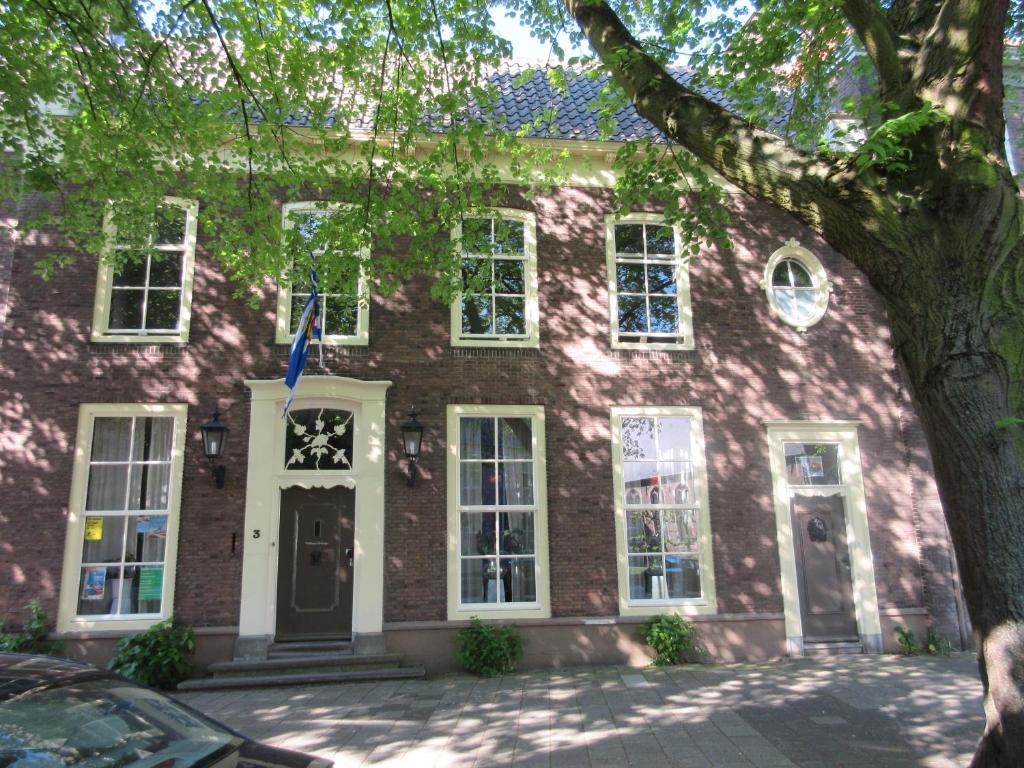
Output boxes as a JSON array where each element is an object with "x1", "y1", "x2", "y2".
[
  {"x1": 803, "y1": 639, "x2": 864, "y2": 656},
  {"x1": 268, "y1": 640, "x2": 353, "y2": 657}
]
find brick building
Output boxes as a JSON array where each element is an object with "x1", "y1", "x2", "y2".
[{"x1": 0, "y1": 66, "x2": 969, "y2": 674}]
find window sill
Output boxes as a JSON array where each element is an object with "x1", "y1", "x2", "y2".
[
  {"x1": 91, "y1": 332, "x2": 188, "y2": 345},
  {"x1": 451, "y1": 604, "x2": 550, "y2": 621},
  {"x1": 451, "y1": 336, "x2": 539, "y2": 349},
  {"x1": 611, "y1": 338, "x2": 694, "y2": 352},
  {"x1": 59, "y1": 615, "x2": 169, "y2": 634},
  {"x1": 274, "y1": 333, "x2": 370, "y2": 346},
  {"x1": 618, "y1": 600, "x2": 716, "y2": 618}
]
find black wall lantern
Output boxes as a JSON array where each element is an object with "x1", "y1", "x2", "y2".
[
  {"x1": 400, "y1": 407, "x2": 424, "y2": 486},
  {"x1": 200, "y1": 409, "x2": 228, "y2": 488}
]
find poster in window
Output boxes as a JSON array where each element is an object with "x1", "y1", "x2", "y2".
[
  {"x1": 84, "y1": 516, "x2": 103, "y2": 541},
  {"x1": 138, "y1": 567, "x2": 163, "y2": 601},
  {"x1": 81, "y1": 566, "x2": 106, "y2": 600},
  {"x1": 806, "y1": 455, "x2": 825, "y2": 478}
]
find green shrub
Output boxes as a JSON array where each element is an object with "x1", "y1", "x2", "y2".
[
  {"x1": 923, "y1": 627, "x2": 952, "y2": 656},
  {"x1": 0, "y1": 600, "x2": 63, "y2": 655},
  {"x1": 454, "y1": 618, "x2": 523, "y2": 677},
  {"x1": 643, "y1": 614, "x2": 703, "y2": 666},
  {"x1": 894, "y1": 625, "x2": 919, "y2": 656},
  {"x1": 108, "y1": 619, "x2": 195, "y2": 689}
]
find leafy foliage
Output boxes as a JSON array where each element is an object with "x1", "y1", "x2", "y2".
[
  {"x1": 642, "y1": 614, "x2": 703, "y2": 666},
  {"x1": 849, "y1": 102, "x2": 949, "y2": 175},
  {"x1": 0, "y1": 600, "x2": 63, "y2": 655},
  {"x1": 108, "y1": 619, "x2": 195, "y2": 690},
  {"x1": 894, "y1": 625, "x2": 920, "y2": 656},
  {"x1": 454, "y1": 617, "x2": 524, "y2": 677},
  {"x1": 923, "y1": 628, "x2": 953, "y2": 657}
]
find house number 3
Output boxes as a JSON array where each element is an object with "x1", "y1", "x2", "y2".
[{"x1": 252, "y1": 529, "x2": 261, "y2": 539}]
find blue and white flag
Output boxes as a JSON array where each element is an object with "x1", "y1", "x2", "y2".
[{"x1": 283, "y1": 267, "x2": 324, "y2": 418}]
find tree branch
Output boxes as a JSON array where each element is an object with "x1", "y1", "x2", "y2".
[{"x1": 840, "y1": 0, "x2": 911, "y2": 107}]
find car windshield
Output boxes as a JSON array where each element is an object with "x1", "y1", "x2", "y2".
[{"x1": 0, "y1": 678, "x2": 239, "y2": 768}]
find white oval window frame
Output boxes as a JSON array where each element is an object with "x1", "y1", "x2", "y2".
[{"x1": 761, "y1": 239, "x2": 832, "y2": 331}]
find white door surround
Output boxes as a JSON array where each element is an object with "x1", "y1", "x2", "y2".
[{"x1": 236, "y1": 376, "x2": 391, "y2": 658}]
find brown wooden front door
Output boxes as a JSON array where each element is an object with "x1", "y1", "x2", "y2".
[
  {"x1": 276, "y1": 486, "x2": 355, "y2": 640},
  {"x1": 792, "y1": 493, "x2": 859, "y2": 639}
]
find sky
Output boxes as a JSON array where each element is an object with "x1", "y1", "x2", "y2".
[{"x1": 488, "y1": 7, "x2": 583, "y2": 61}]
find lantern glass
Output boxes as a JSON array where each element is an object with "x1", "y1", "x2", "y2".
[
  {"x1": 201, "y1": 411, "x2": 228, "y2": 459},
  {"x1": 400, "y1": 409, "x2": 424, "y2": 459}
]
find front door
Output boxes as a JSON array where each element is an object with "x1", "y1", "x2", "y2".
[
  {"x1": 792, "y1": 493, "x2": 858, "y2": 639},
  {"x1": 276, "y1": 486, "x2": 354, "y2": 639}
]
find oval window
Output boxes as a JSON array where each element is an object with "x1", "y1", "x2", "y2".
[{"x1": 764, "y1": 241, "x2": 830, "y2": 329}]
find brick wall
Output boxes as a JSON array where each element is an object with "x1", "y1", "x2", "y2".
[{"x1": 0, "y1": 182, "x2": 953, "y2": 636}]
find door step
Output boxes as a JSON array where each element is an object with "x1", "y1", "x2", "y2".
[
  {"x1": 803, "y1": 639, "x2": 863, "y2": 656},
  {"x1": 177, "y1": 666, "x2": 425, "y2": 692},
  {"x1": 268, "y1": 640, "x2": 353, "y2": 657}
]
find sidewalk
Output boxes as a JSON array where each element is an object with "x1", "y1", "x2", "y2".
[{"x1": 175, "y1": 653, "x2": 983, "y2": 767}]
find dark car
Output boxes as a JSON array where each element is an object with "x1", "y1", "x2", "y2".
[{"x1": 0, "y1": 653, "x2": 332, "y2": 768}]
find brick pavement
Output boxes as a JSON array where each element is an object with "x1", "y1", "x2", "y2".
[{"x1": 174, "y1": 654, "x2": 983, "y2": 768}]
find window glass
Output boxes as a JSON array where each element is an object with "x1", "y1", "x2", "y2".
[
  {"x1": 287, "y1": 208, "x2": 360, "y2": 339},
  {"x1": 77, "y1": 416, "x2": 174, "y2": 617},
  {"x1": 284, "y1": 408, "x2": 354, "y2": 471},
  {"x1": 458, "y1": 416, "x2": 537, "y2": 605},
  {"x1": 107, "y1": 204, "x2": 189, "y2": 334},
  {"x1": 784, "y1": 443, "x2": 841, "y2": 485},
  {"x1": 620, "y1": 415, "x2": 702, "y2": 601},
  {"x1": 613, "y1": 223, "x2": 684, "y2": 341},
  {"x1": 460, "y1": 217, "x2": 528, "y2": 338}
]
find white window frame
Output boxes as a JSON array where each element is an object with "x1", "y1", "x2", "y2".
[
  {"x1": 274, "y1": 202, "x2": 370, "y2": 346},
  {"x1": 761, "y1": 238, "x2": 832, "y2": 331},
  {"x1": 91, "y1": 197, "x2": 198, "y2": 344},
  {"x1": 446, "y1": 404, "x2": 550, "y2": 620},
  {"x1": 610, "y1": 406, "x2": 717, "y2": 616},
  {"x1": 451, "y1": 209, "x2": 540, "y2": 349},
  {"x1": 57, "y1": 403, "x2": 187, "y2": 633},
  {"x1": 605, "y1": 213, "x2": 695, "y2": 351}
]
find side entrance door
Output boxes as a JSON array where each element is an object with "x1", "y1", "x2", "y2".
[
  {"x1": 276, "y1": 486, "x2": 355, "y2": 640},
  {"x1": 792, "y1": 493, "x2": 858, "y2": 639}
]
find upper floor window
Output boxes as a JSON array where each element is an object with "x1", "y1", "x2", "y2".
[
  {"x1": 274, "y1": 203, "x2": 369, "y2": 346},
  {"x1": 762, "y1": 239, "x2": 831, "y2": 330},
  {"x1": 606, "y1": 215, "x2": 694, "y2": 351},
  {"x1": 91, "y1": 198, "x2": 198, "y2": 344},
  {"x1": 451, "y1": 209, "x2": 539, "y2": 348}
]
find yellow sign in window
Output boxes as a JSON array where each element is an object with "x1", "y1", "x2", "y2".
[{"x1": 85, "y1": 516, "x2": 103, "y2": 541}]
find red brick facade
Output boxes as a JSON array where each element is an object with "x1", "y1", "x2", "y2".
[{"x1": 0, "y1": 181, "x2": 966, "y2": 664}]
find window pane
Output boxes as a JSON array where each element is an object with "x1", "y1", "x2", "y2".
[
  {"x1": 91, "y1": 418, "x2": 133, "y2": 462},
  {"x1": 460, "y1": 461, "x2": 495, "y2": 505},
  {"x1": 615, "y1": 224, "x2": 644, "y2": 254},
  {"x1": 122, "y1": 565, "x2": 162, "y2": 614},
  {"x1": 461, "y1": 512, "x2": 496, "y2": 556},
  {"x1": 498, "y1": 461, "x2": 534, "y2": 505},
  {"x1": 784, "y1": 443, "x2": 841, "y2": 485},
  {"x1": 621, "y1": 418, "x2": 656, "y2": 460},
  {"x1": 494, "y1": 260, "x2": 524, "y2": 293},
  {"x1": 461, "y1": 218, "x2": 492, "y2": 253},
  {"x1": 793, "y1": 288, "x2": 817, "y2": 320},
  {"x1": 461, "y1": 296, "x2": 492, "y2": 335},
  {"x1": 86, "y1": 465, "x2": 128, "y2": 511},
  {"x1": 499, "y1": 512, "x2": 535, "y2": 555},
  {"x1": 494, "y1": 297, "x2": 526, "y2": 335},
  {"x1": 461, "y1": 558, "x2": 498, "y2": 603},
  {"x1": 108, "y1": 290, "x2": 144, "y2": 330},
  {"x1": 500, "y1": 558, "x2": 536, "y2": 602},
  {"x1": 658, "y1": 461, "x2": 692, "y2": 494},
  {"x1": 290, "y1": 293, "x2": 310, "y2": 333},
  {"x1": 772, "y1": 262, "x2": 793, "y2": 287},
  {"x1": 494, "y1": 220, "x2": 525, "y2": 255},
  {"x1": 81, "y1": 515, "x2": 126, "y2": 563},
  {"x1": 145, "y1": 290, "x2": 181, "y2": 330},
  {"x1": 663, "y1": 509, "x2": 698, "y2": 553},
  {"x1": 617, "y1": 295, "x2": 647, "y2": 334},
  {"x1": 128, "y1": 463, "x2": 171, "y2": 511},
  {"x1": 498, "y1": 418, "x2": 532, "y2": 459},
  {"x1": 646, "y1": 264, "x2": 676, "y2": 295},
  {"x1": 626, "y1": 509, "x2": 662, "y2": 554},
  {"x1": 323, "y1": 296, "x2": 358, "y2": 336},
  {"x1": 658, "y1": 418, "x2": 691, "y2": 461},
  {"x1": 623, "y1": 462, "x2": 658, "y2": 503},
  {"x1": 155, "y1": 206, "x2": 186, "y2": 244},
  {"x1": 628, "y1": 555, "x2": 663, "y2": 600},
  {"x1": 77, "y1": 565, "x2": 121, "y2": 616},
  {"x1": 775, "y1": 288, "x2": 797, "y2": 318},
  {"x1": 132, "y1": 417, "x2": 174, "y2": 462},
  {"x1": 127, "y1": 515, "x2": 168, "y2": 562},
  {"x1": 284, "y1": 409, "x2": 354, "y2": 471},
  {"x1": 461, "y1": 258, "x2": 491, "y2": 292},
  {"x1": 647, "y1": 296, "x2": 679, "y2": 333},
  {"x1": 666, "y1": 556, "x2": 701, "y2": 598},
  {"x1": 616, "y1": 263, "x2": 645, "y2": 293},
  {"x1": 646, "y1": 225, "x2": 675, "y2": 256},
  {"x1": 112, "y1": 255, "x2": 147, "y2": 287},
  {"x1": 788, "y1": 260, "x2": 813, "y2": 287},
  {"x1": 148, "y1": 251, "x2": 183, "y2": 288},
  {"x1": 460, "y1": 418, "x2": 495, "y2": 459}
]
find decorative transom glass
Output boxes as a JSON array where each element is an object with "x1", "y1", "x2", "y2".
[
  {"x1": 620, "y1": 416, "x2": 702, "y2": 601},
  {"x1": 460, "y1": 217, "x2": 527, "y2": 337},
  {"x1": 285, "y1": 408, "x2": 354, "y2": 470},
  {"x1": 78, "y1": 416, "x2": 174, "y2": 618},
  {"x1": 108, "y1": 205, "x2": 188, "y2": 334},
  {"x1": 784, "y1": 443, "x2": 842, "y2": 486},
  {"x1": 287, "y1": 209, "x2": 360, "y2": 338},
  {"x1": 771, "y1": 259, "x2": 816, "y2": 323},
  {"x1": 613, "y1": 222, "x2": 681, "y2": 340},
  {"x1": 458, "y1": 416, "x2": 537, "y2": 605}
]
